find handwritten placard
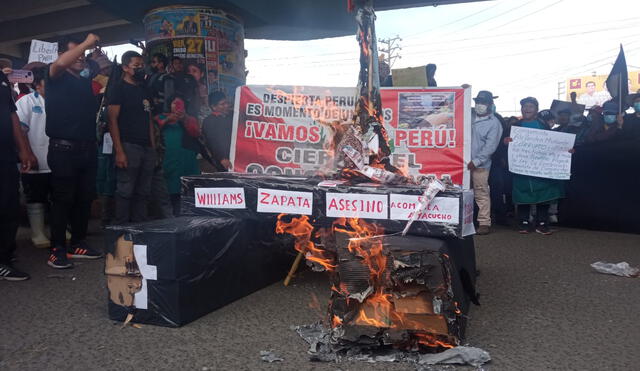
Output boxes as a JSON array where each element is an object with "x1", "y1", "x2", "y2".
[
  {"x1": 28, "y1": 40, "x2": 59, "y2": 64},
  {"x1": 508, "y1": 126, "x2": 576, "y2": 180}
]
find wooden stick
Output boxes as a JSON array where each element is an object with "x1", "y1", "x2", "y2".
[{"x1": 284, "y1": 239, "x2": 309, "y2": 286}]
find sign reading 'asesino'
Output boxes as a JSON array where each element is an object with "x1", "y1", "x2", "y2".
[
  {"x1": 325, "y1": 193, "x2": 388, "y2": 219},
  {"x1": 194, "y1": 187, "x2": 246, "y2": 209},
  {"x1": 257, "y1": 188, "x2": 313, "y2": 215}
]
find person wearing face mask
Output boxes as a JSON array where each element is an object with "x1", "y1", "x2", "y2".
[
  {"x1": 503, "y1": 97, "x2": 571, "y2": 235},
  {"x1": 107, "y1": 51, "x2": 156, "y2": 224},
  {"x1": 586, "y1": 101, "x2": 623, "y2": 144},
  {"x1": 469, "y1": 91, "x2": 503, "y2": 235},
  {"x1": 45, "y1": 34, "x2": 103, "y2": 269},
  {"x1": 621, "y1": 93, "x2": 640, "y2": 139}
]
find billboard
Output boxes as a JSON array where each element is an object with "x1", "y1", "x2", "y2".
[{"x1": 566, "y1": 70, "x2": 640, "y2": 108}]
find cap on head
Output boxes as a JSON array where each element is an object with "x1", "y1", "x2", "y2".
[
  {"x1": 473, "y1": 90, "x2": 497, "y2": 105},
  {"x1": 520, "y1": 96, "x2": 539, "y2": 108},
  {"x1": 602, "y1": 101, "x2": 618, "y2": 115}
]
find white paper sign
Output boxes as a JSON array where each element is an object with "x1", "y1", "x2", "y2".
[
  {"x1": 102, "y1": 133, "x2": 113, "y2": 154},
  {"x1": 257, "y1": 188, "x2": 313, "y2": 215},
  {"x1": 462, "y1": 190, "x2": 476, "y2": 236},
  {"x1": 508, "y1": 126, "x2": 576, "y2": 180},
  {"x1": 326, "y1": 193, "x2": 388, "y2": 219},
  {"x1": 195, "y1": 187, "x2": 246, "y2": 209},
  {"x1": 389, "y1": 194, "x2": 459, "y2": 224},
  {"x1": 133, "y1": 244, "x2": 157, "y2": 310},
  {"x1": 28, "y1": 39, "x2": 58, "y2": 64}
]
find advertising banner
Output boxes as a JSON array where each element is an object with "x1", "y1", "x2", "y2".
[
  {"x1": 566, "y1": 71, "x2": 640, "y2": 108},
  {"x1": 230, "y1": 85, "x2": 471, "y2": 188},
  {"x1": 508, "y1": 126, "x2": 576, "y2": 180}
]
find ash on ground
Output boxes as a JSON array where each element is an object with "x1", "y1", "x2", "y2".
[{"x1": 293, "y1": 322, "x2": 490, "y2": 368}]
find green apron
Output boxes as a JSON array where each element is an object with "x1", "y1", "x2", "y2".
[
  {"x1": 162, "y1": 122, "x2": 200, "y2": 195},
  {"x1": 511, "y1": 120, "x2": 565, "y2": 205}
]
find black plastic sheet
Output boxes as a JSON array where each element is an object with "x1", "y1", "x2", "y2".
[{"x1": 105, "y1": 216, "x2": 292, "y2": 327}]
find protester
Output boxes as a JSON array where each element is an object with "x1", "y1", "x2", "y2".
[
  {"x1": 489, "y1": 113, "x2": 513, "y2": 226},
  {"x1": 15, "y1": 67, "x2": 52, "y2": 248},
  {"x1": 504, "y1": 97, "x2": 570, "y2": 235},
  {"x1": 586, "y1": 102, "x2": 622, "y2": 143},
  {"x1": 145, "y1": 53, "x2": 174, "y2": 219},
  {"x1": 169, "y1": 56, "x2": 199, "y2": 117},
  {"x1": 155, "y1": 97, "x2": 200, "y2": 215},
  {"x1": 45, "y1": 34, "x2": 103, "y2": 268},
  {"x1": 107, "y1": 51, "x2": 156, "y2": 225},
  {"x1": 553, "y1": 108, "x2": 590, "y2": 145},
  {"x1": 186, "y1": 63, "x2": 208, "y2": 105},
  {"x1": 468, "y1": 91, "x2": 503, "y2": 235},
  {"x1": 537, "y1": 109, "x2": 555, "y2": 129},
  {"x1": 1, "y1": 66, "x2": 36, "y2": 280},
  {"x1": 148, "y1": 53, "x2": 171, "y2": 113},
  {"x1": 622, "y1": 93, "x2": 640, "y2": 138},
  {"x1": 202, "y1": 91, "x2": 234, "y2": 171}
]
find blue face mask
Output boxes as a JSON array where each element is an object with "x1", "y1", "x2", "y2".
[
  {"x1": 604, "y1": 115, "x2": 617, "y2": 124},
  {"x1": 634, "y1": 102, "x2": 640, "y2": 113},
  {"x1": 79, "y1": 68, "x2": 91, "y2": 78}
]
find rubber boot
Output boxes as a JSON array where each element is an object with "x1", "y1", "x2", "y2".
[{"x1": 27, "y1": 203, "x2": 50, "y2": 248}]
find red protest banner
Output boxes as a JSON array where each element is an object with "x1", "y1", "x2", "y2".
[{"x1": 230, "y1": 85, "x2": 470, "y2": 188}]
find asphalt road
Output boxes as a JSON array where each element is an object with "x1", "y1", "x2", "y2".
[{"x1": 2, "y1": 223, "x2": 639, "y2": 370}]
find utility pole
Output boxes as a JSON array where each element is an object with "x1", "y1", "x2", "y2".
[{"x1": 378, "y1": 35, "x2": 402, "y2": 68}]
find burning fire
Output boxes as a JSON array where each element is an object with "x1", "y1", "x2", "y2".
[{"x1": 276, "y1": 214, "x2": 336, "y2": 271}]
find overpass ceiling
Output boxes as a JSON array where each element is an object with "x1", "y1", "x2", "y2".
[{"x1": 0, "y1": 0, "x2": 488, "y2": 58}]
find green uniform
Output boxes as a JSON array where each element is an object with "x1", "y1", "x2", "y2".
[{"x1": 511, "y1": 120, "x2": 565, "y2": 205}]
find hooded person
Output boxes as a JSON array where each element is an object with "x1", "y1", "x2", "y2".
[
  {"x1": 503, "y1": 97, "x2": 573, "y2": 235},
  {"x1": 469, "y1": 90, "x2": 503, "y2": 235}
]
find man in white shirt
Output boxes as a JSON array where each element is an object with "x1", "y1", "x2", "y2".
[{"x1": 15, "y1": 67, "x2": 51, "y2": 248}]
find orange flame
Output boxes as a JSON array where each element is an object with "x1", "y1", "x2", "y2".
[{"x1": 276, "y1": 214, "x2": 335, "y2": 271}]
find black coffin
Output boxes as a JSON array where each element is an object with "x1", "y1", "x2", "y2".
[{"x1": 105, "y1": 216, "x2": 292, "y2": 327}]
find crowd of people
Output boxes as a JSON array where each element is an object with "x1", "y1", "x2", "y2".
[
  {"x1": 0, "y1": 33, "x2": 234, "y2": 281},
  {"x1": 2, "y1": 32, "x2": 640, "y2": 282},
  {"x1": 468, "y1": 88, "x2": 640, "y2": 236}
]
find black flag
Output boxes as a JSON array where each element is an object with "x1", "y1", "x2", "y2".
[{"x1": 605, "y1": 44, "x2": 628, "y2": 113}]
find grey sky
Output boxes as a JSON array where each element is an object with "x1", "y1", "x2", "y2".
[{"x1": 244, "y1": 0, "x2": 640, "y2": 115}]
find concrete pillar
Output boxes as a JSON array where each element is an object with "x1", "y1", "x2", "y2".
[{"x1": 143, "y1": 6, "x2": 246, "y2": 100}]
